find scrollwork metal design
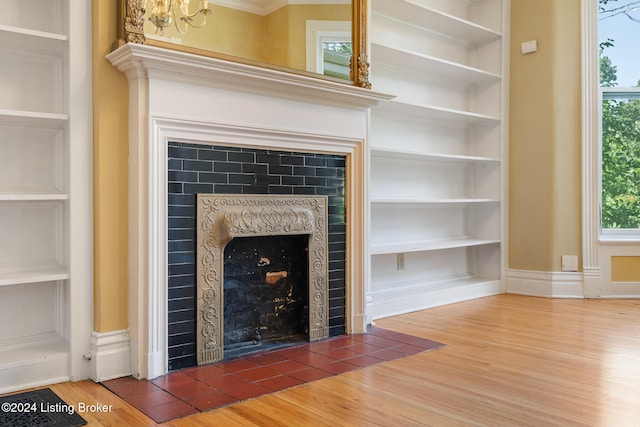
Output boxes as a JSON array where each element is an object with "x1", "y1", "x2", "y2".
[{"x1": 196, "y1": 194, "x2": 329, "y2": 365}]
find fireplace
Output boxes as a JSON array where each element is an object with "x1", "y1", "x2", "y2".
[
  {"x1": 196, "y1": 194, "x2": 330, "y2": 364},
  {"x1": 107, "y1": 43, "x2": 389, "y2": 380},
  {"x1": 167, "y1": 144, "x2": 346, "y2": 370}
]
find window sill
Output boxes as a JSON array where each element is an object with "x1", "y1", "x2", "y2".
[{"x1": 599, "y1": 232, "x2": 640, "y2": 245}]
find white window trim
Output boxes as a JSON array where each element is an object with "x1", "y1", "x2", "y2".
[
  {"x1": 596, "y1": 7, "x2": 640, "y2": 239},
  {"x1": 600, "y1": 86, "x2": 640, "y2": 238},
  {"x1": 305, "y1": 20, "x2": 351, "y2": 75},
  {"x1": 583, "y1": 0, "x2": 640, "y2": 297},
  {"x1": 581, "y1": 0, "x2": 603, "y2": 296}
]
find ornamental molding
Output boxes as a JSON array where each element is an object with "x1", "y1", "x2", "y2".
[{"x1": 196, "y1": 194, "x2": 329, "y2": 364}]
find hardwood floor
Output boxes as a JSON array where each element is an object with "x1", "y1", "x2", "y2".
[{"x1": 15, "y1": 295, "x2": 640, "y2": 425}]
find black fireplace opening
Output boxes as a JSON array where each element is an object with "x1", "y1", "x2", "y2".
[
  {"x1": 167, "y1": 142, "x2": 346, "y2": 371},
  {"x1": 223, "y1": 234, "x2": 309, "y2": 359}
]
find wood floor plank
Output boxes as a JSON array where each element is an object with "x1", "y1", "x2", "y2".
[
  {"x1": 47, "y1": 380, "x2": 157, "y2": 426},
  {"x1": 9, "y1": 295, "x2": 640, "y2": 426}
]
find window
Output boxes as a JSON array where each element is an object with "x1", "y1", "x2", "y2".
[
  {"x1": 305, "y1": 20, "x2": 351, "y2": 80},
  {"x1": 599, "y1": 0, "x2": 640, "y2": 233}
]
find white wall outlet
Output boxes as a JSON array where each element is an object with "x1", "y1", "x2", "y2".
[
  {"x1": 561, "y1": 255, "x2": 578, "y2": 272},
  {"x1": 397, "y1": 253, "x2": 405, "y2": 270},
  {"x1": 521, "y1": 40, "x2": 538, "y2": 54}
]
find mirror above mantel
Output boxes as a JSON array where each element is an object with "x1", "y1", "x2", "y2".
[{"x1": 118, "y1": 0, "x2": 371, "y2": 88}]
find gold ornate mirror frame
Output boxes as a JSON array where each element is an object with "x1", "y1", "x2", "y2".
[{"x1": 117, "y1": 0, "x2": 370, "y2": 89}]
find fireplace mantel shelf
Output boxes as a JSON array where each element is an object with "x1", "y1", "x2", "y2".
[{"x1": 107, "y1": 43, "x2": 393, "y2": 111}]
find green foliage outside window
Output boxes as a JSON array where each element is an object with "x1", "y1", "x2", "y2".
[
  {"x1": 601, "y1": 96, "x2": 640, "y2": 229},
  {"x1": 599, "y1": 0, "x2": 640, "y2": 229}
]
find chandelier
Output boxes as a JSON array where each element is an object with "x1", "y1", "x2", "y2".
[{"x1": 147, "y1": 0, "x2": 211, "y2": 35}]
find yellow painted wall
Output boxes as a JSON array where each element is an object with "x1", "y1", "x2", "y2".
[
  {"x1": 265, "y1": 7, "x2": 291, "y2": 68},
  {"x1": 509, "y1": 0, "x2": 582, "y2": 272},
  {"x1": 611, "y1": 257, "x2": 640, "y2": 282},
  {"x1": 266, "y1": 4, "x2": 351, "y2": 71},
  {"x1": 91, "y1": 0, "x2": 129, "y2": 332},
  {"x1": 144, "y1": 5, "x2": 265, "y2": 61}
]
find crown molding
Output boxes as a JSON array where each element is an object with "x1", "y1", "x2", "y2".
[{"x1": 216, "y1": 0, "x2": 351, "y2": 16}]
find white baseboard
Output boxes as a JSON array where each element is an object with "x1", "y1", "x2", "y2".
[
  {"x1": 606, "y1": 281, "x2": 640, "y2": 297},
  {"x1": 367, "y1": 280, "x2": 502, "y2": 320},
  {"x1": 0, "y1": 354, "x2": 69, "y2": 394},
  {"x1": 507, "y1": 269, "x2": 584, "y2": 298},
  {"x1": 89, "y1": 330, "x2": 131, "y2": 382}
]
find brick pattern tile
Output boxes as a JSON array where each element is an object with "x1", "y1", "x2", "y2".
[{"x1": 167, "y1": 143, "x2": 348, "y2": 371}]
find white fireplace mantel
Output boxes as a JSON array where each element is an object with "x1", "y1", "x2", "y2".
[
  {"x1": 107, "y1": 43, "x2": 391, "y2": 379},
  {"x1": 108, "y1": 44, "x2": 391, "y2": 111}
]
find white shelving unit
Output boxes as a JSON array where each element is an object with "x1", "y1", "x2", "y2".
[
  {"x1": 368, "y1": 0, "x2": 507, "y2": 319},
  {"x1": 0, "y1": 0, "x2": 92, "y2": 393}
]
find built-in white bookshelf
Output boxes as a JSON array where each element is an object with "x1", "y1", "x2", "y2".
[
  {"x1": 368, "y1": 0, "x2": 507, "y2": 319},
  {"x1": 0, "y1": 0, "x2": 91, "y2": 393}
]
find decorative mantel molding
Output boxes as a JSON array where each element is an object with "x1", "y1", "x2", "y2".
[
  {"x1": 107, "y1": 43, "x2": 392, "y2": 111},
  {"x1": 197, "y1": 195, "x2": 329, "y2": 364}
]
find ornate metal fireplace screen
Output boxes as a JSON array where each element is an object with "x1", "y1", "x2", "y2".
[{"x1": 196, "y1": 194, "x2": 329, "y2": 364}]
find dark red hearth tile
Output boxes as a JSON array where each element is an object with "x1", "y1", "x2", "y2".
[
  {"x1": 102, "y1": 328, "x2": 444, "y2": 423},
  {"x1": 360, "y1": 335, "x2": 403, "y2": 348},
  {"x1": 368, "y1": 326, "x2": 400, "y2": 339},
  {"x1": 307, "y1": 340, "x2": 342, "y2": 353},
  {"x1": 317, "y1": 347, "x2": 359, "y2": 361},
  {"x1": 289, "y1": 367, "x2": 334, "y2": 383},
  {"x1": 219, "y1": 358, "x2": 261, "y2": 373},
  {"x1": 150, "y1": 371, "x2": 193, "y2": 389},
  {"x1": 345, "y1": 354, "x2": 384, "y2": 368},
  {"x1": 391, "y1": 334, "x2": 445, "y2": 349},
  {"x1": 347, "y1": 343, "x2": 383, "y2": 355},
  {"x1": 269, "y1": 359, "x2": 309, "y2": 374},
  {"x1": 201, "y1": 373, "x2": 250, "y2": 392},
  {"x1": 167, "y1": 380, "x2": 217, "y2": 400},
  {"x1": 393, "y1": 343, "x2": 427, "y2": 356},
  {"x1": 293, "y1": 351, "x2": 335, "y2": 367},
  {"x1": 256, "y1": 375, "x2": 305, "y2": 392},
  {"x1": 141, "y1": 399, "x2": 198, "y2": 423},
  {"x1": 328, "y1": 335, "x2": 361, "y2": 348},
  {"x1": 344, "y1": 334, "x2": 369, "y2": 343},
  {"x1": 151, "y1": 371, "x2": 217, "y2": 399},
  {"x1": 369, "y1": 348, "x2": 405, "y2": 362},
  {"x1": 182, "y1": 364, "x2": 228, "y2": 381},
  {"x1": 222, "y1": 382, "x2": 271, "y2": 401},
  {"x1": 124, "y1": 389, "x2": 180, "y2": 410},
  {"x1": 272, "y1": 346, "x2": 311, "y2": 359},
  {"x1": 107, "y1": 379, "x2": 162, "y2": 398},
  {"x1": 236, "y1": 366, "x2": 280, "y2": 382},
  {"x1": 102, "y1": 376, "x2": 139, "y2": 388},
  {"x1": 185, "y1": 390, "x2": 237, "y2": 411},
  {"x1": 316, "y1": 360, "x2": 359, "y2": 375},
  {"x1": 246, "y1": 351, "x2": 288, "y2": 366}
]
